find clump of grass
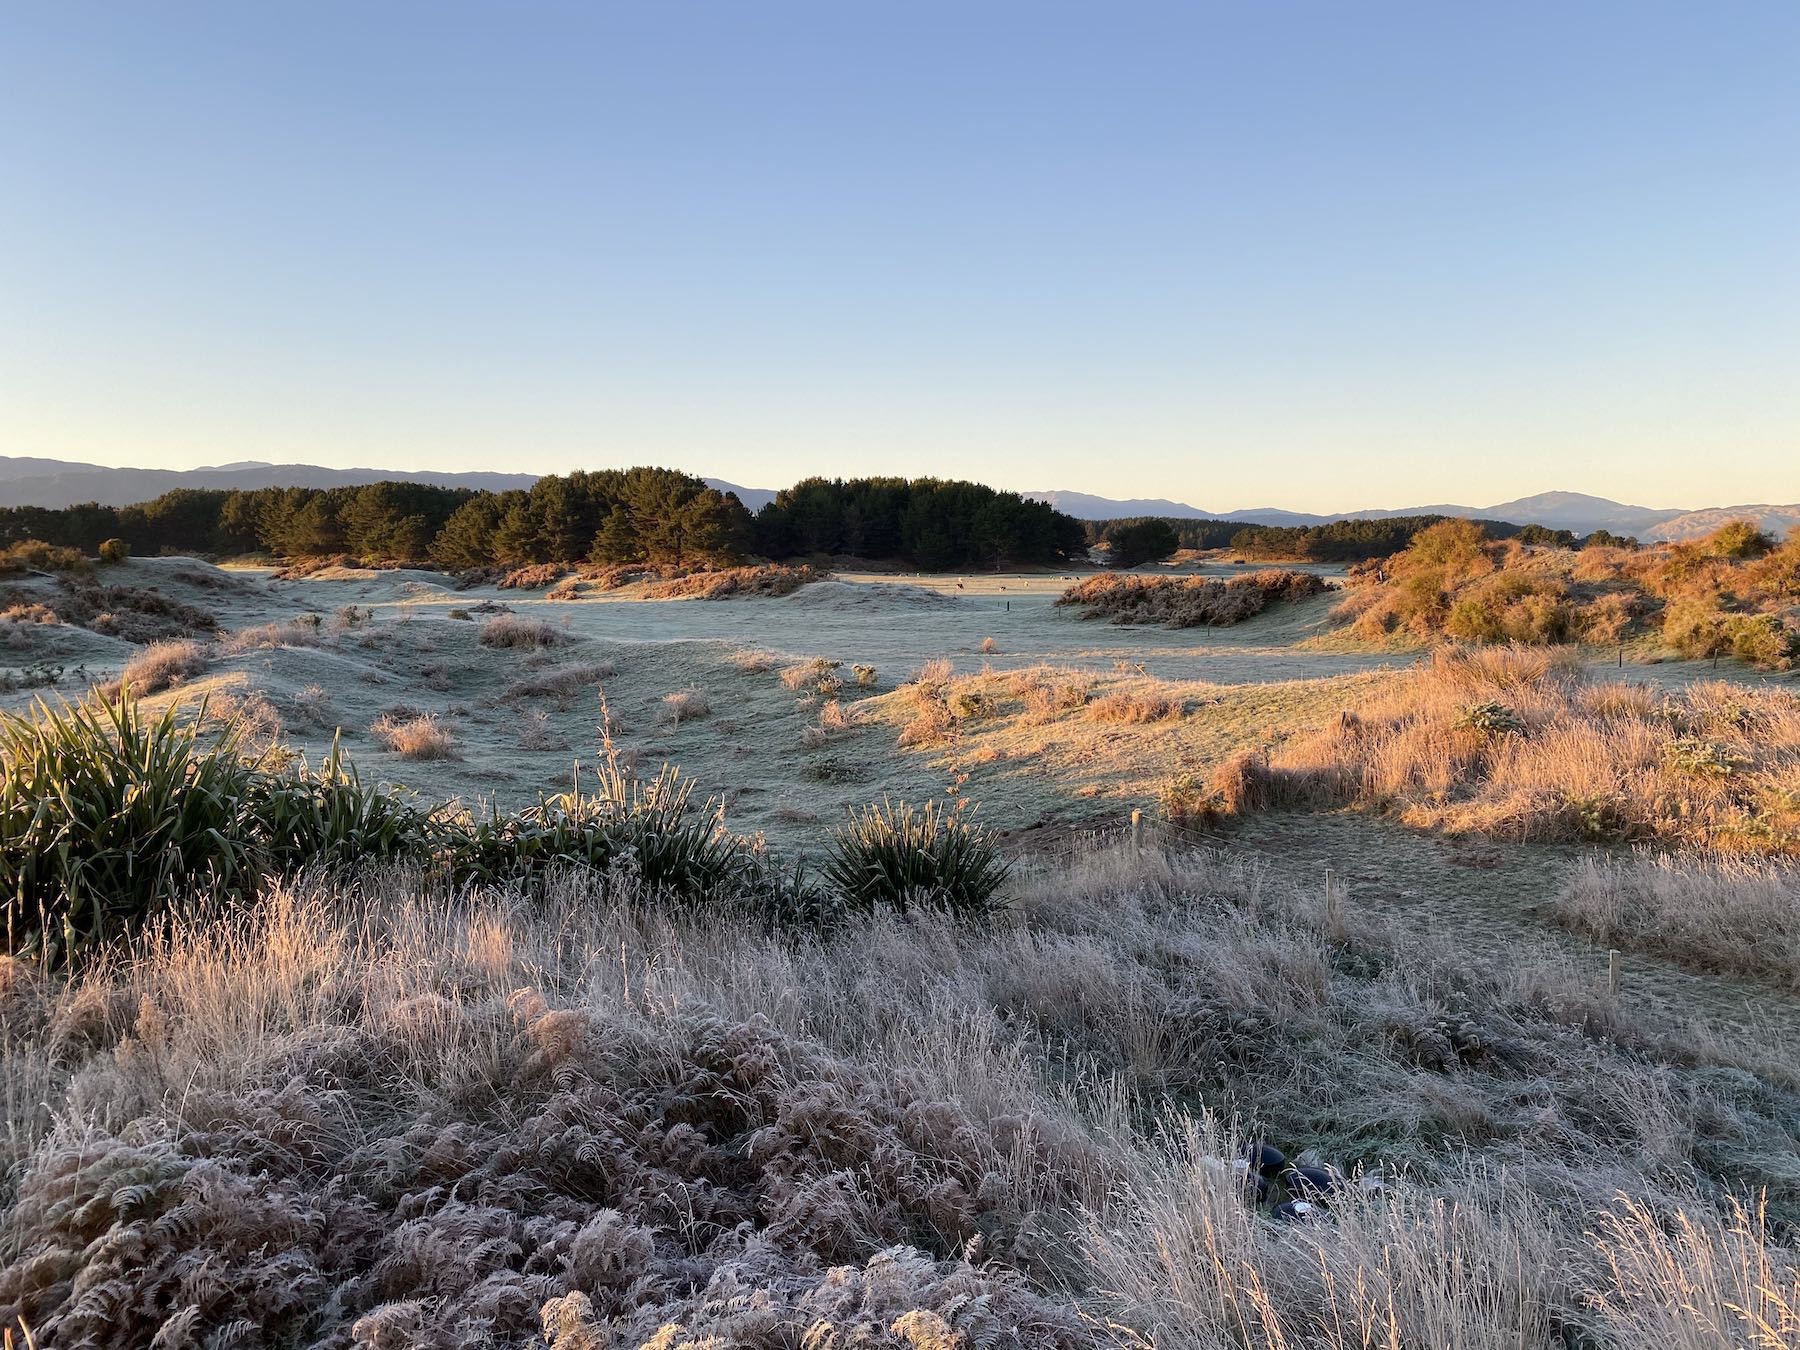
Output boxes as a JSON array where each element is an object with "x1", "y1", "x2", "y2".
[
  {"x1": 478, "y1": 615, "x2": 567, "y2": 650},
  {"x1": 515, "y1": 709, "x2": 567, "y2": 752},
  {"x1": 1088, "y1": 688, "x2": 1181, "y2": 724},
  {"x1": 289, "y1": 684, "x2": 335, "y2": 729},
  {"x1": 852, "y1": 663, "x2": 878, "y2": 688},
  {"x1": 0, "y1": 602, "x2": 59, "y2": 626},
  {"x1": 730, "y1": 648, "x2": 779, "y2": 674},
  {"x1": 822, "y1": 799, "x2": 1010, "y2": 917},
  {"x1": 370, "y1": 712, "x2": 456, "y2": 760},
  {"x1": 911, "y1": 657, "x2": 953, "y2": 687},
  {"x1": 895, "y1": 670, "x2": 958, "y2": 748},
  {"x1": 1015, "y1": 667, "x2": 1090, "y2": 723},
  {"x1": 780, "y1": 658, "x2": 842, "y2": 695},
  {"x1": 219, "y1": 618, "x2": 331, "y2": 654},
  {"x1": 116, "y1": 639, "x2": 210, "y2": 695},
  {"x1": 660, "y1": 688, "x2": 711, "y2": 727},
  {"x1": 800, "y1": 699, "x2": 854, "y2": 749},
  {"x1": 2, "y1": 831, "x2": 1798, "y2": 1342},
  {"x1": 504, "y1": 661, "x2": 616, "y2": 701}
]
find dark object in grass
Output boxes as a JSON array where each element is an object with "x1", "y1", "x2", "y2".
[
  {"x1": 1244, "y1": 1141, "x2": 1287, "y2": 1174},
  {"x1": 1283, "y1": 1165, "x2": 1338, "y2": 1198}
]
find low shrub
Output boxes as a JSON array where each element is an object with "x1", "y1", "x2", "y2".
[
  {"x1": 96, "y1": 538, "x2": 129, "y2": 565},
  {"x1": 1726, "y1": 614, "x2": 1799, "y2": 670},
  {"x1": 64, "y1": 584, "x2": 218, "y2": 643},
  {"x1": 822, "y1": 799, "x2": 1009, "y2": 917},
  {"x1": 117, "y1": 638, "x2": 210, "y2": 695},
  {"x1": 0, "y1": 540, "x2": 92, "y2": 577},
  {"x1": 1058, "y1": 569, "x2": 1328, "y2": 628},
  {"x1": 478, "y1": 615, "x2": 566, "y2": 649},
  {"x1": 1456, "y1": 701, "x2": 1525, "y2": 737},
  {"x1": 1706, "y1": 518, "x2": 1774, "y2": 559},
  {"x1": 639, "y1": 563, "x2": 823, "y2": 600},
  {"x1": 497, "y1": 562, "x2": 569, "y2": 590}
]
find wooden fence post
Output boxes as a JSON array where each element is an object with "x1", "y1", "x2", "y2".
[
  {"x1": 1130, "y1": 808, "x2": 1144, "y2": 858},
  {"x1": 1607, "y1": 948, "x2": 1621, "y2": 997}
]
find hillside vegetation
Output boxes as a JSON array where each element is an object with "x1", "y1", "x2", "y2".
[{"x1": 1333, "y1": 518, "x2": 1800, "y2": 667}]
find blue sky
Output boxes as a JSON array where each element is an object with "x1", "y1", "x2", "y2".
[{"x1": 2, "y1": 2, "x2": 1795, "y2": 511}]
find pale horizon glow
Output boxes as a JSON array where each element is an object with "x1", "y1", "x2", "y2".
[{"x1": 2, "y1": 3, "x2": 1796, "y2": 513}]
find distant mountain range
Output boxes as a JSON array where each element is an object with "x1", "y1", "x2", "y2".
[
  {"x1": 0, "y1": 455, "x2": 777, "y2": 514},
  {"x1": 0, "y1": 456, "x2": 1792, "y2": 543},
  {"x1": 1023, "y1": 488, "x2": 1800, "y2": 543}
]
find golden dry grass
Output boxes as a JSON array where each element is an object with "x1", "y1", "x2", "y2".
[
  {"x1": 1256, "y1": 646, "x2": 1800, "y2": 853},
  {"x1": 1087, "y1": 688, "x2": 1181, "y2": 724},
  {"x1": 658, "y1": 687, "x2": 711, "y2": 726},
  {"x1": 370, "y1": 710, "x2": 456, "y2": 759}
]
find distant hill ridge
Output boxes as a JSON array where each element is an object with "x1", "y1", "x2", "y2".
[
  {"x1": 0, "y1": 456, "x2": 1792, "y2": 543},
  {"x1": 1023, "y1": 487, "x2": 1800, "y2": 543},
  {"x1": 0, "y1": 455, "x2": 777, "y2": 514}
]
